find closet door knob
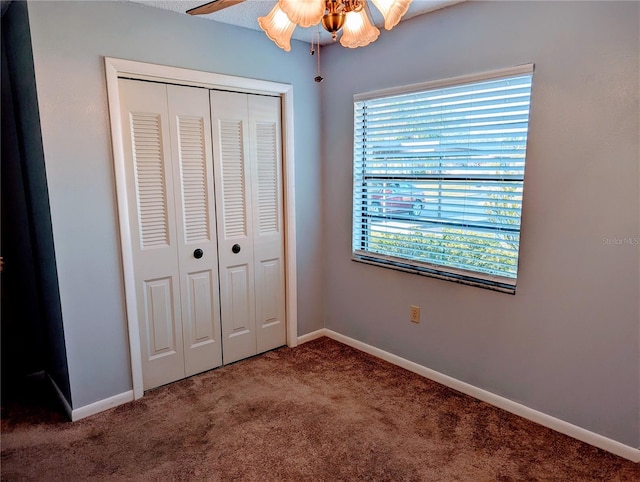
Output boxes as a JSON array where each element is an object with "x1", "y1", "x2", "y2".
[
  {"x1": 193, "y1": 249, "x2": 203, "y2": 259},
  {"x1": 232, "y1": 244, "x2": 241, "y2": 254}
]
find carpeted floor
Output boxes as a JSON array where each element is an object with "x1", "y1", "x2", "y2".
[{"x1": 1, "y1": 337, "x2": 638, "y2": 481}]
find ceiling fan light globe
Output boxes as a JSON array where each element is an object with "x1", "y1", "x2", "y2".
[
  {"x1": 370, "y1": 0, "x2": 412, "y2": 30},
  {"x1": 278, "y1": 0, "x2": 324, "y2": 27},
  {"x1": 258, "y1": 4, "x2": 296, "y2": 51},
  {"x1": 340, "y1": 9, "x2": 379, "y2": 48}
]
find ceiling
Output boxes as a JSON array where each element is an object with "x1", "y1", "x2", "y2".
[{"x1": 128, "y1": 0, "x2": 464, "y2": 46}]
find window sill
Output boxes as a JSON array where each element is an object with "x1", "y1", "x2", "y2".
[{"x1": 352, "y1": 252, "x2": 517, "y2": 294}]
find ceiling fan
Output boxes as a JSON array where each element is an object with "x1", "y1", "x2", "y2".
[
  {"x1": 187, "y1": 0, "x2": 246, "y2": 16},
  {"x1": 186, "y1": 0, "x2": 413, "y2": 51}
]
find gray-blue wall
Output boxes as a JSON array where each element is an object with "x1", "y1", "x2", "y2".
[
  {"x1": 321, "y1": 1, "x2": 639, "y2": 447},
  {"x1": 25, "y1": 0, "x2": 323, "y2": 409}
]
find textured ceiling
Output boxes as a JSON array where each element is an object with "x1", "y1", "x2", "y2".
[{"x1": 127, "y1": 0, "x2": 464, "y2": 45}]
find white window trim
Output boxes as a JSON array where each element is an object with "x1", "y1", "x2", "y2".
[
  {"x1": 352, "y1": 63, "x2": 535, "y2": 294},
  {"x1": 354, "y1": 63, "x2": 534, "y2": 102}
]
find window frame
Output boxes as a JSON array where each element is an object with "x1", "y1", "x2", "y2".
[{"x1": 351, "y1": 64, "x2": 535, "y2": 294}]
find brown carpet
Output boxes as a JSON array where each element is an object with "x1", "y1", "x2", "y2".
[{"x1": 1, "y1": 337, "x2": 638, "y2": 481}]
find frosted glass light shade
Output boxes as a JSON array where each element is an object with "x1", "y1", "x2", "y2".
[
  {"x1": 258, "y1": 4, "x2": 296, "y2": 51},
  {"x1": 370, "y1": 0, "x2": 412, "y2": 30},
  {"x1": 278, "y1": 0, "x2": 324, "y2": 28},
  {"x1": 340, "y1": 9, "x2": 380, "y2": 48}
]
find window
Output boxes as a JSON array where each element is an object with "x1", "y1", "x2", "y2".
[{"x1": 352, "y1": 65, "x2": 534, "y2": 293}]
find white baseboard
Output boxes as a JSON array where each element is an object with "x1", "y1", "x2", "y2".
[
  {"x1": 47, "y1": 373, "x2": 134, "y2": 422},
  {"x1": 71, "y1": 391, "x2": 134, "y2": 421},
  {"x1": 297, "y1": 328, "x2": 328, "y2": 345},
  {"x1": 47, "y1": 374, "x2": 73, "y2": 420},
  {"x1": 323, "y1": 329, "x2": 640, "y2": 463}
]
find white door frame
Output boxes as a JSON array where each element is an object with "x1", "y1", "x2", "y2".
[{"x1": 104, "y1": 57, "x2": 298, "y2": 400}]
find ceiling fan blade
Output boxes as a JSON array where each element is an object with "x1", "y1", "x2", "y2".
[{"x1": 186, "y1": 0, "x2": 246, "y2": 16}]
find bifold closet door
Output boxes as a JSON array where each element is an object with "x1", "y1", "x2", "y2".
[
  {"x1": 248, "y1": 95, "x2": 286, "y2": 355},
  {"x1": 119, "y1": 79, "x2": 222, "y2": 390},
  {"x1": 210, "y1": 91, "x2": 286, "y2": 364},
  {"x1": 167, "y1": 84, "x2": 222, "y2": 378}
]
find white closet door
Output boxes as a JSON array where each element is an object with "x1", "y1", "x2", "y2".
[
  {"x1": 210, "y1": 90, "x2": 257, "y2": 364},
  {"x1": 211, "y1": 91, "x2": 286, "y2": 363},
  {"x1": 248, "y1": 95, "x2": 286, "y2": 354},
  {"x1": 167, "y1": 85, "x2": 222, "y2": 376},
  {"x1": 119, "y1": 79, "x2": 185, "y2": 390}
]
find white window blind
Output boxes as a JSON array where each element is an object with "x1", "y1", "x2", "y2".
[{"x1": 352, "y1": 66, "x2": 534, "y2": 293}]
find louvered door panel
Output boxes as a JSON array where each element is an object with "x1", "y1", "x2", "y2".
[
  {"x1": 118, "y1": 79, "x2": 185, "y2": 390},
  {"x1": 210, "y1": 90, "x2": 257, "y2": 364},
  {"x1": 131, "y1": 113, "x2": 170, "y2": 248},
  {"x1": 168, "y1": 84, "x2": 222, "y2": 376},
  {"x1": 179, "y1": 116, "x2": 210, "y2": 243},
  {"x1": 256, "y1": 121, "x2": 279, "y2": 234},
  {"x1": 249, "y1": 95, "x2": 286, "y2": 354},
  {"x1": 219, "y1": 120, "x2": 248, "y2": 239}
]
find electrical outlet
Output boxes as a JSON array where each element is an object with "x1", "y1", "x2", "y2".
[{"x1": 410, "y1": 305, "x2": 420, "y2": 323}]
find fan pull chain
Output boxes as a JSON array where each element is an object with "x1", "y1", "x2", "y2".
[{"x1": 314, "y1": 28, "x2": 324, "y2": 83}]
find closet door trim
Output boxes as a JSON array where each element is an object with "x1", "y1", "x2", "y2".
[{"x1": 105, "y1": 57, "x2": 298, "y2": 399}]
